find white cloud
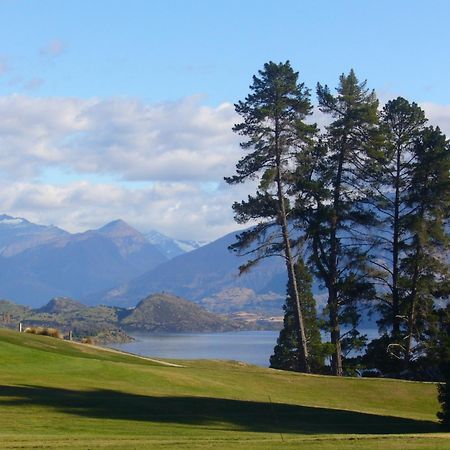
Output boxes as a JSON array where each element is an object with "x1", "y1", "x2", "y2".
[
  {"x1": 0, "y1": 95, "x2": 241, "y2": 182},
  {"x1": 421, "y1": 102, "x2": 450, "y2": 135},
  {"x1": 0, "y1": 94, "x2": 255, "y2": 240},
  {"x1": 0, "y1": 94, "x2": 448, "y2": 241},
  {"x1": 0, "y1": 179, "x2": 252, "y2": 241}
]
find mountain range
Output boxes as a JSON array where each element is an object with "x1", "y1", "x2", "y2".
[
  {"x1": 0, "y1": 215, "x2": 165, "y2": 306},
  {"x1": 88, "y1": 229, "x2": 287, "y2": 313},
  {"x1": 0, "y1": 214, "x2": 286, "y2": 312}
]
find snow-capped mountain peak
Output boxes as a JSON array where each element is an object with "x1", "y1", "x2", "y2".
[
  {"x1": 0, "y1": 214, "x2": 27, "y2": 226},
  {"x1": 145, "y1": 229, "x2": 208, "y2": 259}
]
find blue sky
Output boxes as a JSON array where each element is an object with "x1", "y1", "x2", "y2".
[
  {"x1": 1, "y1": 0, "x2": 449, "y2": 103},
  {"x1": 0, "y1": 0, "x2": 449, "y2": 240}
]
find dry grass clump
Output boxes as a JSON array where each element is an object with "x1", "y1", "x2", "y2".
[{"x1": 24, "y1": 326, "x2": 62, "y2": 339}]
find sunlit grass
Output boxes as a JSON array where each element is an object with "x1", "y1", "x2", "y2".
[{"x1": 0, "y1": 328, "x2": 448, "y2": 449}]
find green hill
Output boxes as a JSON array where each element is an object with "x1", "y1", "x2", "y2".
[
  {"x1": 120, "y1": 293, "x2": 240, "y2": 332},
  {"x1": 0, "y1": 294, "x2": 245, "y2": 341},
  {"x1": 0, "y1": 328, "x2": 448, "y2": 449},
  {"x1": 35, "y1": 297, "x2": 88, "y2": 314},
  {"x1": 0, "y1": 299, "x2": 29, "y2": 318}
]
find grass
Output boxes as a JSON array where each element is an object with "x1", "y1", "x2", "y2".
[{"x1": 0, "y1": 328, "x2": 448, "y2": 449}]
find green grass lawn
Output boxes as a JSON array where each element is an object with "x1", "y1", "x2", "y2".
[{"x1": 0, "y1": 328, "x2": 448, "y2": 449}]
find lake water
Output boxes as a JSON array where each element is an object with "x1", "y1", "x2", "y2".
[
  {"x1": 110, "y1": 331, "x2": 279, "y2": 367},
  {"x1": 110, "y1": 329, "x2": 379, "y2": 367}
]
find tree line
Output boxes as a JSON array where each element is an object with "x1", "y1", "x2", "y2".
[{"x1": 226, "y1": 61, "x2": 449, "y2": 380}]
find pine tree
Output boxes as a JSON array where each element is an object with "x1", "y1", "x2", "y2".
[
  {"x1": 400, "y1": 125, "x2": 449, "y2": 367},
  {"x1": 270, "y1": 258, "x2": 325, "y2": 373},
  {"x1": 366, "y1": 100, "x2": 449, "y2": 369},
  {"x1": 298, "y1": 70, "x2": 379, "y2": 376},
  {"x1": 225, "y1": 61, "x2": 316, "y2": 372},
  {"x1": 369, "y1": 98, "x2": 428, "y2": 343}
]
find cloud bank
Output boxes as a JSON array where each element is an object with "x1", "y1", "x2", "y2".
[
  {"x1": 0, "y1": 95, "x2": 240, "y2": 182},
  {"x1": 0, "y1": 95, "x2": 249, "y2": 240},
  {"x1": 0, "y1": 95, "x2": 448, "y2": 241}
]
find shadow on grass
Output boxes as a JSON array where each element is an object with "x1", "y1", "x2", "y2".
[{"x1": 0, "y1": 384, "x2": 439, "y2": 434}]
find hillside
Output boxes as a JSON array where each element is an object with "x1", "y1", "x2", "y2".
[
  {"x1": 0, "y1": 294, "x2": 246, "y2": 339},
  {"x1": 0, "y1": 296, "x2": 127, "y2": 343},
  {"x1": 88, "y1": 229, "x2": 287, "y2": 311},
  {"x1": 36, "y1": 297, "x2": 88, "y2": 314},
  {"x1": 0, "y1": 328, "x2": 447, "y2": 449},
  {"x1": 120, "y1": 293, "x2": 240, "y2": 332},
  {"x1": 0, "y1": 299, "x2": 30, "y2": 324}
]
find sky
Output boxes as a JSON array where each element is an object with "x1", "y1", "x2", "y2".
[{"x1": 0, "y1": 0, "x2": 449, "y2": 240}]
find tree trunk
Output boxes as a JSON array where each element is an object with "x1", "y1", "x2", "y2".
[
  {"x1": 328, "y1": 283, "x2": 343, "y2": 376},
  {"x1": 328, "y1": 143, "x2": 345, "y2": 376},
  {"x1": 392, "y1": 143, "x2": 401, "y2": 340},
  {"x1": 278, "y1": 205, "x2": 310, "y2": 372},
  {"x1": 405, "y1": 239, "x2": 421, "y2": 369},
  {"x1": 274, "y1": 116, "x2": 310, "y2": 373},
  {"x1": 404, "y1": 300, "x2": 416, "y2": 369}
]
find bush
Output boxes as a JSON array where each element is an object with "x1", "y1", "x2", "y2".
[
  {"x1": 24, "y1": 326, "x2": 61, "y2": 339},
  {"x1": 362, "y1": 334, "x2": 404, "y2": 375}
]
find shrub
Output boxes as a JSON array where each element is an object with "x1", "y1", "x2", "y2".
[{"x1": 24, "y1": 326, "x2": 61, "y2": 339}]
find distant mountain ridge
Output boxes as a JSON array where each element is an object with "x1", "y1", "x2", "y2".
[
  {"x1": 0, "y1": 214, "x2": 68, "y2": 257},
  {"x1": 87, "y1": 229, "x2": 287, "y2": 313},
  {"x1": 0, "y1": 215, "x2": 168, "y2": 306},
  {"x1": 0, "y1": 214, "x2": 288, "y2": 315}
]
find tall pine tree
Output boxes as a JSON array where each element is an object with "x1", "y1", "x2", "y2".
[
  {"x1": 225, "y1": 61, "x2": 316, "y2": 372},
  {"x1": 400, "y1": 125, "x2": 449, "y2": 366},
  {"x1": 297, "y1": 70, "x2": 379, "y2": 375},
  {"x1": 372, "y1": 98, "x2": 428, "y2": 342},
  {"x1": 365, "y1": 98, "x2": 449, "y2": 369}
]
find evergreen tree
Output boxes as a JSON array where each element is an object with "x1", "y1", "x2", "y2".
[
  {"x1": 297, "y1": 70, "x2": 379, "y2": 375},
  {"x1": 399, "y1": 125, "x2": 449, "y2": 366},
  {"x1": 365, "y1": 100, "x2": 449, "y2": 370},
  {"x1": 270, "y1": 258, "x2": 325, "y2": 373},
  {"x1": 425, "y1": 304, "x2": 450, "y2": 371},
  {"x1": 225, "y1": 61, "x2": 316, "y2": 372},
  {"x1": 368, "y1": 98, "x2": 428, "y2": 343}
]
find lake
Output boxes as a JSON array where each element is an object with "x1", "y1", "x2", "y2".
[
  {"x1": 110, "y1": 331, "x2": 279, "y2": 367},
  {"x1": 110, "y1": 329, "x2": 379, "y2": 367}
]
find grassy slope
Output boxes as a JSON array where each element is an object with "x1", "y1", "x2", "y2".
[{"x1": 0, "y1": 328, "x2": 448, "y2": 449}]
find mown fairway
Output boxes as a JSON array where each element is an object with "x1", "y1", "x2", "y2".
[{"x1": 0, "y1": 328, "x2": 448, "y2": 449}]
